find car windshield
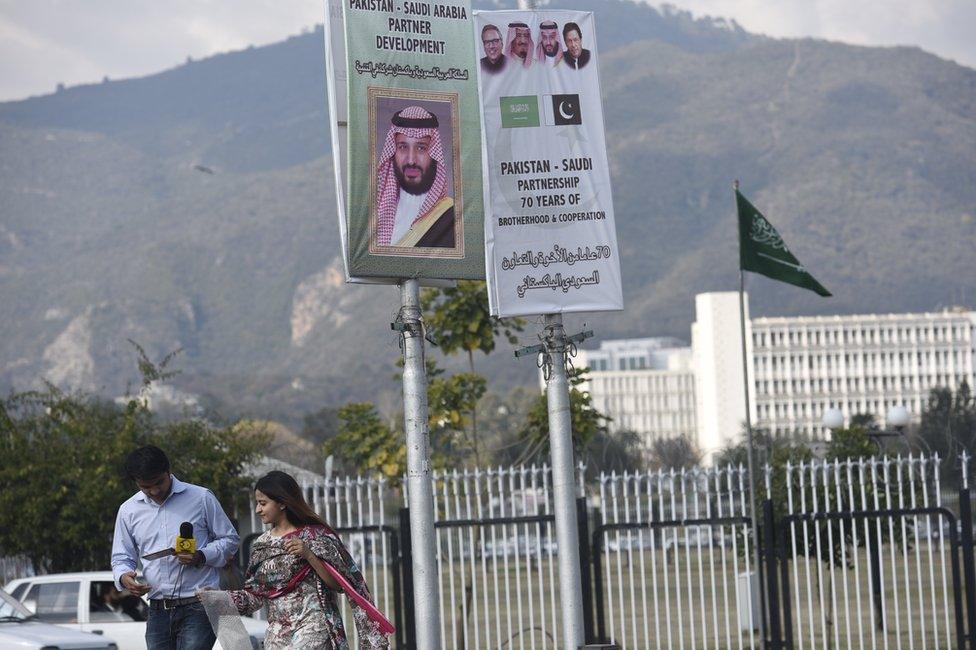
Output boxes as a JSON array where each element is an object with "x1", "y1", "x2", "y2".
[{"x1": 0, "y1": 589, "x2": 34, "y2": 621}]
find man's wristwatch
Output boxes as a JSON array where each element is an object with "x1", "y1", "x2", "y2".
[{"x1": 193, "y1": 550, "x2": 205, "y2": 566}]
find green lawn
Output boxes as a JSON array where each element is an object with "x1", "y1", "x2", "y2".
[{"x1": 338, "y1": 531, "x2": 961, "y2": 649}]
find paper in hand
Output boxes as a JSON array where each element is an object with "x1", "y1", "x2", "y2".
[
  {"x1": 142, "y1": 548, "x2": 176, "y2": 561},
  {"x1": 199, "y1": 590, "x2": 252, "y2": 650}
]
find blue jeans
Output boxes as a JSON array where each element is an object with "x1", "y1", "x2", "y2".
[{"x1": 145, "y1": 602, "x2": 216, "y2": 650}]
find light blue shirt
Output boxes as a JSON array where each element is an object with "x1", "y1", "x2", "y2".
[{"x1": 111, "y1": 475, "x2": 240, "y2": 600}]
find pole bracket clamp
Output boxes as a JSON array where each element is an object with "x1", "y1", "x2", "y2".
[
  {"x1": 515, "y1": 328, "x2": 593, "y2": 381},
  {"x1": 391, "y1": 313, "x2": 436, "y2": 348}
]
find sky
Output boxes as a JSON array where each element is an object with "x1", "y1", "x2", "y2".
[{"x1": 1, "y1": 0, "x2": 974, "y2": 101}]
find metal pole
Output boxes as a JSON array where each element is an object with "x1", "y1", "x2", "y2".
[
  {"x1": 544, "y1": 313, "x2": 586, "y2": 650},
  {"x1": 399, "y1": 278, "x2": 442, "y2": 649},
  {"x1": 762, "y1": 499, "x2": 783, "y2": 649},
  {"x1": 515, "y1": 0, "x2": 584, "y2": 643},
  {"x1": 738, "y1": 269, "x2": 767, "y2": 644},
  {"x1": 958, "y1": 453, "x2": 976, "y2": 647}
]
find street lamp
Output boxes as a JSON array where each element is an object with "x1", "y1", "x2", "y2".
[
  {"x1": 820, "y1": 404, "x2": 910, "y2": 633},
  {"x1": 821, "y1": 406, "x2": 910, "y2": 452},
  {"x1": 870, "y1": 405, "x2": 910, "y2": 451},
  {"x1": 887, "y1": 405, "x2": 910, "y2": 428},
  {"x1": 822, "y1": 407, "x2": 844, "y2": 431}
]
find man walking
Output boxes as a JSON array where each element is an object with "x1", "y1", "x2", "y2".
[{"x1": 112, "y1": 445, "x2": 240, "y2": 649}]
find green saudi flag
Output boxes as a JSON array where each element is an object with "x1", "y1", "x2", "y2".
[{"x1": 736, "y1": 189, "x2": 831, "y2": 297}]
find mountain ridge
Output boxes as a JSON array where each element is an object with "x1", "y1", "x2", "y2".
[{"x1": 2, "y1": 0, "x2": 974, "y2": 422}]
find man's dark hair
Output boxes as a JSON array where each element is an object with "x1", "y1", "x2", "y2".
[
  {"x1": 562, "y1": 22, "x2": 582, "y2": 42},
  {"x1": 125, "y1": 445, "x2": 170, "y2": 480},
  {"x1": 481, "y1": 24, "x2": 500, "y2": 40}
]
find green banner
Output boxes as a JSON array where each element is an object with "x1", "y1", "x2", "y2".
[{"x1": 344, "y1": 0, "x2": 485, "y2": 279}]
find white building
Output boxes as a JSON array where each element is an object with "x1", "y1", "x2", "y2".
[
  {"x1": 573, "y1": 338, "x2": 697, "y2": 445},
  {"x1": 575, "y1": 292, "x2": 976, "y2": 457},
  {"x1": 749, "y1": 305, "x2": 976, "y2": 439},
  {"x1": 691, "y1": 292, "x2": 755, "y2": 455}
]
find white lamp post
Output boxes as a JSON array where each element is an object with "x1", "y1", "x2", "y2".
[
  {"x1": 822, "y1": 405, "x2": 909, "y2": 453},
  {"x1": 822, "y1": 407, "x2": 844, "y2": 432},
  {"x1": 886, "y1": 405, "x2": 910, "y2": 429}
]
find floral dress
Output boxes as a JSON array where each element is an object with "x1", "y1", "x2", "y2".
[{"x1": 228, "y1": 525, "x2": 390, "y2": 649}]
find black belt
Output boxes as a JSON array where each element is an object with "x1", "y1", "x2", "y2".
[{"x1": 149, "y1": 596, "x2": 199, "y2": 610}]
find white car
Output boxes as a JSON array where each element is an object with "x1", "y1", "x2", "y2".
[
  {"x1": 5, "y1": 572, "x2": 265, "y2": 650},
  {"x1": 0, "y1": 587, "x2": 118, "y2": 649}
]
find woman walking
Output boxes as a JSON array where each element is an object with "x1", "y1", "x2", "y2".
[{"x1": 221, "y1": 471, "x2": 392, "y2": 649}]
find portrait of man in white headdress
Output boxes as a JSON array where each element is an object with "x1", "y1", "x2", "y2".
[
  {"x1": 505, "y1": 21, "x2": 534, "y2": 69},
  {"x1": 536, "y1": 21, "x2": 563, "y2": 67},
  {"x1": 370, "y1": 100, "x2": 459, "y2": 251}
]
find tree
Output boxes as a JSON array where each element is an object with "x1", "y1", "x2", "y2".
[
  {"x1": 583, "y1": 428, "x2": 645, "y2": 477},
  {"x1": 647, "y1": 435, "x2": 702, "y2": 470},
  {"x1": 327, "y1": 359, "x2": 488, "y2": 478},
  {"x1": 302, "y1": 406, "x2": 340, "y2": 446},
  {"x1": 421, "y1": 281, "x2": 525, "y2": 372},
  {"x1": 713, "y1": 428, "x2": 815, "y2": 519},
  {"x1": 714, "y1": 427, "x2": 771, "y2": 469},
  {"x1": 127, "y1": 339, "x2": 182, "y2": 398},
  {"x1": 0, "y1": 386, "x2": 268, "y2": 574},
  {"x1": 427, "y1": 368, "x2": 487, "y2": 464},
  {"x1": 913, "y1": 381, "x2": 975, "y2": 489},
  {"x1": 825, "y1": 414, "x2": 879, "y2": 461},
  {"x1": 470, "y1": 387, "x2": 540, "y2": 467},
  {"x1": 515, "y1": 367, "x2": 611, "y2": 465},
  {"x1": 422, "y1": 281, "x2": 525, "y2": 461},
  {"x1": 324, "y1": 403, "x2": 405, "y2": 481}
]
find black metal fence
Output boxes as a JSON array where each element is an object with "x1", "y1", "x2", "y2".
[{"x1": 243, "y1": 455, "x2": 974, "y2": 649}]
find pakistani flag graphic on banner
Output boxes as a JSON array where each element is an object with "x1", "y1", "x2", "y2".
[{"x1": 736, "y1": 189, "x2": 831, "y2": 297}]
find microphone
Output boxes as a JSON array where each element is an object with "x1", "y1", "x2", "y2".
[
  {"x1": 175, "y1": 522, "x2": 196, "y2": 554},
  {"x1": 141, "y1": 522, "x2": 196, "y2": 560}
]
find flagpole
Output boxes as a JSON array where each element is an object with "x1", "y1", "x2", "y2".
[{"x1": 735, "y1": 180, "x2": 767, "y2": 644}]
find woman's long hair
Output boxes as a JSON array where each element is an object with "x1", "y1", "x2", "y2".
[{"x1": 254, "y1": 471, "x2": 336, "y2": 535}]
